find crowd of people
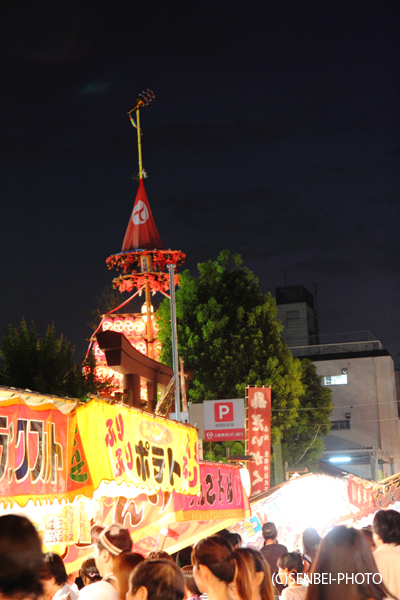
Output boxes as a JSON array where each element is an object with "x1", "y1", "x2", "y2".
[{"x1": 0, "y1": 508, "x2": 399, "y2": 600}]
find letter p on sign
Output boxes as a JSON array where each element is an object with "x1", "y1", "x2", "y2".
[{"x1": 215, "y1": 402, "x2": 233, "y2": 422}]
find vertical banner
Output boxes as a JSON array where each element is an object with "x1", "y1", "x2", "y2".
[{"x1": 247, "y1": 387, "x2": 271, "y2": 494}]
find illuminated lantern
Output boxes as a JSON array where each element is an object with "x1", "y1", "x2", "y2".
[
  {"x1": 133, "y1": 319, "x2": 146, "y2": 334},
  {"x1": 135, "y1": 341, "x2": 147, "y2": 355},
  {"x1": 141, "y1": 302, "x2": 154, "y2": 322},
  {"x1": 123, "y1": 317, "x2": 135, "y2": 333},
  {"x1": 102, "y1": 319, "x2": 114, "y2": 331},
  {"x1": 113, "y1": 319, "x2": 124, "y2": 332}
]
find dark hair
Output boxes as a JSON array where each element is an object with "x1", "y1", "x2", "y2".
[
  {"x1": 373, "y1": 510, "x2": 400, "y2": 545},
  {"x1": 361, "y1": 527, "x2": 376, "y2": 550},
  {"x1": 302, "y1": 528, "x2": 321, "y2": 556},
  {"x1": 191, "y1": 536, "x2": 252, "y2": 600},
  {"x1": 277, "y1": 552, "x2": 303, "y2": 574},
  {"x1": 236, "y1": 548, "x2": 274, "y2": 600},
  {"x1": 176, "y1": 546, "x2": 193, "y2": 568},
  {"x1": 96, "y1": 540, "x2": 106, "y2": 554},
  {"x1": 42, "y1": 553, "x2": 68, "y2": 586},
  {"x1": 306, "y1": 526, "x2": 395, "y2": 600},
  {"x1": 114, "y1": 552, "x2": 145, "y2": 600},
  {"x1": 147, "y1": 550, "x2": 174, "y2": 562},
  {"x1": 226, "y1": 533, "x2": 239, "y2": 548},
  {"x1": 0, "y1": 515, "x2": 43, "y2": 599},
  {"x1": 129, "y1": 559, "x2": 184, "y2": 600},
  {"x1": 215, "y1": 529, "x2": 231, "y2": 540},
  {"x1": 181, "y1": 566, "x2": 200, "y2": 597},
  {"x1": 79, "y1": 557, "x2": 102, "y2": 585}
]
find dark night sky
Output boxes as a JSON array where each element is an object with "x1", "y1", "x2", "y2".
[{"x1": 1, "y1": 1, "x2": 399, "y2": 366}]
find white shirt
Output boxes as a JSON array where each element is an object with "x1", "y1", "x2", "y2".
[
  {"x1": 79, "y1": 580, "x2": 119, "y2": 600},
  {"x1": 53, "y1": 584, "x2": 79, "y2": 600},
  {"x1": 281, "y1": 586, "x2": 308, "y2": 600},
  {"x1": 374, "y1": 543, "x2": 400, "y2": 599}
]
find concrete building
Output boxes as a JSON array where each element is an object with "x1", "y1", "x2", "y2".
[
  {"x1": 276, "y1": 285, "x2": 318, "y2": 347},
  {"x1": 276, "y1": 286, "x2": 400, "y2": 481}
]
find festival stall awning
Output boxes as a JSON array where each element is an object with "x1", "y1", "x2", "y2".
[
  {"x1": 60, "y1": 460, "x2": 250, "y2": 568},
  {"x1": 0, "y1": 387, "x2": 199, "y2": 507},
  {"x1": 230, "y1": 471, "x2": 396, "y2": 550},
  {"x1": 0, "y1": 387, "x2": 250, "y2": 568}
]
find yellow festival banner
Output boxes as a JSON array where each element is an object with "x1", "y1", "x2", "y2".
[{"x1": 75, "y1": 400, "x2": 200, "y2": 496}]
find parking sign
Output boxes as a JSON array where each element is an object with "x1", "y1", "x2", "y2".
[{"x1": 204, "y1": 398, "x2": 245, "y2": 441}]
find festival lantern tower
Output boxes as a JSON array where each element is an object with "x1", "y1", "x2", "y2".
[{"x1": 92, "y1": 91, "x2": 185, "y2": 379}]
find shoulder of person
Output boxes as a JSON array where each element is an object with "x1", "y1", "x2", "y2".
[{"x1": 79, "y1": 580, "x2": 119, "y2": 600}]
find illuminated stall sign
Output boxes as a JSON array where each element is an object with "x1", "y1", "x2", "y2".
[
  {"x1": 76, "y1": 401, "x2": 200, "y2": 495},
  {"x1": 247, "y1": 387, "x2": 271, "y2": 494},
  {"x1": 0, "y1": 400, "x2": 82, "y2": 506}
]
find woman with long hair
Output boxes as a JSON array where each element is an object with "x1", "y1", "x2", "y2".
[
  {"x1": 231, "y1": 548, "x2": 275, "y2": 600},
  {"x1": 191, "y1": 536, "x2": 253, "y2": 600},
  {"x1": 306, "y1": 526, "x2": 397, "y2": 600}
]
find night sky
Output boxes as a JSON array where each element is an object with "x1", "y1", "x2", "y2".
[{"x1": 1, "y1": 1, "x2": 399, "y2": 366}]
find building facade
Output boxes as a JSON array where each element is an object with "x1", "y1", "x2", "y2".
[{"x1": 276, "y1": 286, "x2": 400, "y2": 481}]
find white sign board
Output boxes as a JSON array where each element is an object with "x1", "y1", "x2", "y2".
[{"x1": 203, "y1": 398, "x2": 245, "y2": 441}]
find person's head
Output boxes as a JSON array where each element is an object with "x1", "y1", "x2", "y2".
[
  {"x1": 114, "y1": 552, "x2": 145, "y2": 600},
  {"x1": 191, "y1": 536, "x2": 252, "y2": 600},
  {"x1": 235, "y1": 548, "x2": 274, "y2": 600},
  {"x1": 146, "y1": 551, "x2": 174, "y2": 562},
  {"x1": 127, "y1": 559, "x2": 184, "y2": 600},
  {"x1": 40, "y1": 553, "x2": 68, "y2": 597},
  {"x1": 361, "y1": 527, "x2": 376, "y2": 552},
  {"x1": 94, "y1": 523, "x2": 132, "y2": 577},
  {"x1": 262, "y1": 523, "x2": 277, "y2": 543},
  {"x1": 226, "y1": 533, "x2": 239, "y2": 549},
  {"x1": 181, "y1": 566, "x2": 200, "y2": 599},
  {"x1": 306, "y1": 526, "x2": 393, "y2": 600},
  {"x1": 0, "y1": 514, "x2": 43, "y2": 600},
  {"x1": 302, "y1": 527, "x2": 321, "y2": 557},
  {"x1": 79, "y1": 557, "x2": 102, "y2": 586},
  {"x1": 373, "y1": 509, "x2": 400, "y2": 546},
  {"x1": 277, "y1": 553, "x2": 303, "y2": 587},
  {"x1": 176, "y1": 547, "x2": 193, "y2": 568}
]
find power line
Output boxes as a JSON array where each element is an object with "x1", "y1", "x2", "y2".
[{"x1": 271, "y1": 399, "x2": 399, "y2": 411}]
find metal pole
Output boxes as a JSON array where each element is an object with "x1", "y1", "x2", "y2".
[
  {"x1": 168, "y1": 264, "x2": 180, "y2": 421},
  {"x1": 145, "y1": 280, "x2": 153, "y2": 358},
  {"x1": 136, "y1": 107, "x2": 143, "y2": 179}
]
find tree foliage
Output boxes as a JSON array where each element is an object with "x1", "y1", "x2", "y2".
[
  {"x1": 156, "y1": 251, "x2": 332, "y2": 467},
  {"x1": 0, "y1": 318, "x2": 113, "y2": 399}
]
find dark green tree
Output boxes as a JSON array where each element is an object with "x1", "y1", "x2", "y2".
[
  {"x1": 156, "y1": 251, "x2": 332, "y2": 466},
  {"x1": 0, "y1": 318, "x2": 114, "y2": 399}
]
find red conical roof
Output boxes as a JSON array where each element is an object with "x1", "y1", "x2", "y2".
[{"x1": 122, "y1": 179, "x2": 164, "y2": 251}]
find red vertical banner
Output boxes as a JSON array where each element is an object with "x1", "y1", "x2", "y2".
[{"x1": 247, "y1": 387, "x2": 271, "y2": 495}]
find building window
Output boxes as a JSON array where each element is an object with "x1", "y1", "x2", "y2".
[
  {"x1": 324, "y1": 374, "x2": 348, "y2": 386},
  {"x1": 286, "y1": 310, "x2": 300, "y2": 321},
  {"x1": 330, "y1": 420, "x2": 351, "y2": 430}
]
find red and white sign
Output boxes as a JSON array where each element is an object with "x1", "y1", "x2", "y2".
[
  {"x1": 247, "y1": 387, "x2": 271, "y2": 494},
  {"x1": 204, "y1": 399, "x2": 245, "y2": 441}
]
